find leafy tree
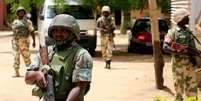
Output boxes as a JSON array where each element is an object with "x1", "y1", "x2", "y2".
[
  {"x1": 5, "y1": 0, "x2": 44, "y2": 13},
  {"x1": 4, "y1": 0, "x2": 45, "y2": 27}
]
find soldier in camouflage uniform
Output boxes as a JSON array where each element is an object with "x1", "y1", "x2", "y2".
[
  {"x1": 97, "y1": 6, "x2": 116, "y2": 69},
  {"x1": 12, "y1": 6, "x2": 36, "y2": 77},
  {"x1": 163, "y1": 9, "x2": 198, "y2": 101},
  {"x1": 25, "y1": 14, "x2": 92, "y2": 101}
]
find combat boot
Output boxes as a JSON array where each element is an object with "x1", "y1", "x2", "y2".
[
  {"x1": 105, "y1": 60, "x2": 111, "y2": 69},
  {"x1": 14, "y1": 69, "x2": 20, "y2": 77}
]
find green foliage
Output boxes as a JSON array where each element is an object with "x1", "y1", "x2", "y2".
[
  {"x1": 54, "y1": 0, "x2": 65, "y2": 13},
  {"x1": 154, "y1": 96, "x2": 168, "y2": 101},
  {"x1": 154, "y1": 96, "x2": 201, "y2": 101},
  {"x1": 131, "y1": 0, "x2": 148, "y2": 10},
  {"x1": 157, "y1": 0, "x2": 171, "y2": 13},
  {"x1": 185, "y1": 96, "x2": 200, "y2": 101},
  {"x1": 5, "y1": 0, "x2": 45, "y2": 13}
]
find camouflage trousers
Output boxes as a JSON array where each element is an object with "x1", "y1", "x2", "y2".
[
  {"x1": 12, "y1": 37, "x2": 31, "y2": 69},
  {"x1": 101, "y1": 34, "x2": 115, "y2": 61},
  {"x1": 172, "y1": 57, "x2": 198, "y2": 101}
]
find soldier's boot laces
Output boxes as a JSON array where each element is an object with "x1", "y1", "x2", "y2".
[
  {"x1": 105, "y1": 60, "x2": 111, "y2": 69},
  {"x1": 15, "y1": 69, "x2": 20, "y2": 77}
]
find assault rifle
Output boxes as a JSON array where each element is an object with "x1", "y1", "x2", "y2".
[
  {"x1": 39, "y1": 46, "x2": 55, "y2": 101},
  {"x1": 171, "y1": 42, "x2": 201, "y2": 57}
]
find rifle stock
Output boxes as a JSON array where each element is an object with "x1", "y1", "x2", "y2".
[{"x1": 39, "y1": 46, "x2": 55, "y2": 101}]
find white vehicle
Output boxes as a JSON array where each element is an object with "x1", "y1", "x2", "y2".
[{"x1": 38, "y1": 0, "x2": 97, "y2": 56}]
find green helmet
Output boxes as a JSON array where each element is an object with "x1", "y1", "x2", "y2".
[
  {"x1": 16, "y1": 6, "x2": 26, "y2": 15},
  {"x1": 48, "y1": 14, "x2": 80, "y2": 40}
]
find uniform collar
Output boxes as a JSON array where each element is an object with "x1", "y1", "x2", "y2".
[{"x1": 54, "y1": 41, "x2": 78, "y2": 60}]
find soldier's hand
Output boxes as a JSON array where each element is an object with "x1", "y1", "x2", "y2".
[
  {"x1": 35, "y1": 71, "x2": 47, "y2": 88},
  {"x1": 176, "y1": 45, "x2": 188, "y2": 53}
]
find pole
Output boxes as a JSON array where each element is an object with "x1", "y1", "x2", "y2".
[{"x1": 148, "y1": 0, "x2": 165, "y2": 89}]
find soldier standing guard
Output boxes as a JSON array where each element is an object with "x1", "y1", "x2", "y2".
[
  {"x1": 163, "y1": 9, "x2": 199, "y2": 101},
  {"x1": 97, "y1": 6, "x2": 116, "y2": 69},
  {"x1": 25, "y1": 14, "x2": 92, "y2": 101},
  {"x1": 12, "y1": 6, "x2": 36, "y2": 77}
]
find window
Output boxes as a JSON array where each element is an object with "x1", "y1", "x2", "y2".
[{"x1": 46, "y1": 5, "x2": 94, "y2": 19}]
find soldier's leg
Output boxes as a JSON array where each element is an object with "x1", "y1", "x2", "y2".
[
  {"x1": 105, "y1": 37, "x2": 113, "y2": 69},
  {"x1": 101, "y1": 36, "x2": 107, "y2": 61},
  {"x1": 184, "y1": 64, "x2": 198, "y2": 99},
  {"x1": 172, "y1": 63, "x2": 185, "y2": 101},
  {"x1": 106, "y1": 37, "x2": 113, "y2": 60},
  {"x1": 18, "y1": 37, "x2": 31, "y2": 67},
  {"x1": 12, "y1": 38, "x2": 20, "y2": 76}
]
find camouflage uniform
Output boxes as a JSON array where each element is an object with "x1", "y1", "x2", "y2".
[
  {"x1": 12, "y1": 13, "x2": 34, "y2": 73},
  {"x1": 29, "y1": 42, "x2": 92, "y2": 100},
  {"x1": 28, "y1": 14, "x2": 92, "y2": 101},
  {"x1": 97, "y1": 16, "x2": 115, "y2": 61},
  {"x1": 165, "y1": 26, "x2": 198, "y2": 100}
]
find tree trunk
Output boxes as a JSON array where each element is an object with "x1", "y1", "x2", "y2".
[
  {"x1": 148, "y1": 0, "x2": 165, "y2": 89},
  {"x1": 120, "y1": 11, "x2": 126, "y2": 34}
]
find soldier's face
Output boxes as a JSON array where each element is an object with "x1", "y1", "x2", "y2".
[
  {"x1": 182, "y1": 16, "x2": 189, "y2": 25},
  {"x1": 17, "y1": 10, "x2": 26, "y2": 19},
  {"x1": 103, "y1": 11, "x2": 110, "y2": 17},
  {"x1": 52, "y1": 27, "x2": 70, "y2": 41}
]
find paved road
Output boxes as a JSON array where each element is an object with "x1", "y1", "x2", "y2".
[{"x1": 0, "y1": 31, "x2": 175, "y2": 101}]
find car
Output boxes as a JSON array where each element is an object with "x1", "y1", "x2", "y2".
[
  {"x1": 128, "y1": 17, "x2": 169, "y2": 53},
  {"x1": 38, "y1": 0, "x2": 97, "y2": 56}
]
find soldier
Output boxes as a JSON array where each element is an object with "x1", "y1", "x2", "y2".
[
  {"x1": 25, "y1": 14, "x2": 92, "y2": 101},
  {"x1": 12, "y1": 6, "x2": 35, "y2": 77},
  {"x1": 163, "y1": 9, "x2": 198, "y2": 101},
  {"x1": 97, "y1": 6, "x2": 116, "y2": 69}
]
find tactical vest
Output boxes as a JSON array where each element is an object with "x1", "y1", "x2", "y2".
[
  {"x1": 32, "y1": 44, "x2": 82, "y2": 100},
  {"x1": 13, "y1": 19, "x2": 29, "y2": 37},
  {"x1": 98, "y1": 16, "x2": 114, "y2": 34},
  {"x1": 173, "y1": 29, "x2": 197, "y2": 65}
]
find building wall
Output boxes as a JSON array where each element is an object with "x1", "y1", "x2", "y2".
[
  {"x1": 0, "y1": 0, "x2": 6, "y2": 30},
  {"x1": 0, "y1": 0, "x2": 4, "y2": 30}
]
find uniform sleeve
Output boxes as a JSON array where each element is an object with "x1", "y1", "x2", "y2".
[
  {"x1": 27, "y1": 20, "x2": 34, "y2": 32},
  {"x1": 27, "y1": 53, "x2": 41, "y2": 71},
  {"x1": 164, "y1": 28, "x2": 175, "y2": 44},
  {"x1": 97, "y1": 18, "x2": 101, "y2": 28},
  {"x1": 72, "y1": 49, "x2": 93, "y2": 83},
  {"x1": 12, "y1": 20, "x2": 17, "y2": 30},
  {"x1": 111, "y1": 17, "x2": 116, "y2": 30}
]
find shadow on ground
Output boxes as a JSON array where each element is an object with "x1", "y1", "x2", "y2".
[{"x1": 93, "y1": 44, "x2": 171, "y2": 63}]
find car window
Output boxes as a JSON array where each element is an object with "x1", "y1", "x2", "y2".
[
  {"x1": 46, "y1": 5, "x2": 94, "y2": 19},
  {"x1": 159, "y1": 20, "x2": 168, "y2": 32},
  {"x1": 132, "y1": 19, "x2": 150, "y2": 35},
  {"x1": 46, "y1": 5, "x2": 57, "y2": 18},
  {"x1": 132, "y1": 19, "x2": 168, "y2": 35}
]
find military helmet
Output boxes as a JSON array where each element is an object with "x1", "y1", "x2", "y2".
[
  {"x1": 171, "y1": 9, "x2": 189, "y2": 24},
  {"x1": 48, "y1": 14, "x2": 80, "y2": 40},
  {"x1": 101, "y1": 6, "x2": 110, "y2": 13},
  {"x1": 16, "y1": 6, "x2": 26, "y2": 15}
]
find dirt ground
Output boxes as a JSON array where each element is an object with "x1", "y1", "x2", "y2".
[{"x1": 0, "y1": 31, "x2": 175, "y2": 101}]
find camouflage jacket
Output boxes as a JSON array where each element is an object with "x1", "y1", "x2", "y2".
[
  {"x1": 97, "y1": 16, "x2": 116, "y2": 35},
  {"x1": 165, "y1": 26, "x2": 198, "y2": 64},
  {"x1": 29, "y1": 42, "x2": 93, "y2": 100},
  {"x1": 12, "y1": 18, "x2": 34, "y2": 37}
]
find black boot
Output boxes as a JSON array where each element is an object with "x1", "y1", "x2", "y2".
[{"x1": 105, "y1": 60, "x2": 111, "y2": 69}]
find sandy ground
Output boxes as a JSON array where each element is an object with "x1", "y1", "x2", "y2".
[{"x1": 0, "y1": 31, "x2": 175, "y2": 101}]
